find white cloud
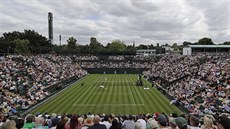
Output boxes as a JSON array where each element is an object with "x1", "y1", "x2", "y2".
[{"x1": 0, "y1": 0, "x2": 229, "y2": 45}]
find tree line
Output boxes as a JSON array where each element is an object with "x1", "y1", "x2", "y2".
[{"x1": 0, "y1": 30, "x2": 229, "y2": 55}]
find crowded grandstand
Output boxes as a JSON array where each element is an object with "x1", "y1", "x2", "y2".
[
  {"x1": 0, "y1": 53, "x2": 229, "y2": 129},
  {"x1": 1, "y1": 0, "x2": 230, "y2": 128}
]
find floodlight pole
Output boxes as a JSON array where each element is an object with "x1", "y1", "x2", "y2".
[{"x1": 59, "y1": 35, "x2": 61, "y2": 46}]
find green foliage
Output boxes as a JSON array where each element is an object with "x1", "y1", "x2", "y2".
[
  {"x1": 52, "y1": 44, "x2": 69, "y2": 54},
  {"x1": 67, "y1": 37, "x2": 79, "y2": 54},
  {"x1": 24, "y1": 30, "x2": 50, "y2": 47},
  {"x1": 2, "y1": 30, "x2": 51, "y2": 54},
  {"x1": 3, "y1": 29, "x2": 228, "y2": 55},
  {"x1": 67, "y1": 37, "x2": 77, "y2": 48},
  {"x1": 182, "y1": 41, "x2": 193, "y2": 46},
  {"x1": 89, "y1": 37, "x2": 104, "y2": 54},
  {"x1": 136, "y1": 44, "x2": 148, "y2": 49},
  {"x1": 3, "y1": 31, "x2": 23, "y2": 41},
  {"x1": 107, "y1": 40, "x2": 126, "y2": 52},
  {"x1": 197, "y1": 37, "x2": 214, "y2": 45},
  {"x1": 172, "y1": 43, "x2": 179, "y2": 51},
  {"x1": 79, "y1": 45, "x2": 91, "y2": 54},
  {"x1": 14, "y1": 39, "x2": 30, "y2": 54},
  {"x1": 90, "y1": 37, "x2": 97, "y2": 44},
  {"x1": 223, "y1": 41, "x2": 230, "y2": 45},
  {"x1": 0, "y1": 39, "x2": 15, "y2": 53},
  {"x1": 125, "y1": 45, "x2": 136, "y2": 52}
]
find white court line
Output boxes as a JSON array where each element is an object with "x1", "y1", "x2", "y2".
[
  {"x1": 127, "y1": 76, "x2": 136, "y2": 105},
  {"x1": 81, "y1": 77, "x2": 104, "y2": 105},
  {"x1": 72, "y1": 76, "x2": 102, "y2": 106},
  {"x1": 93, "y1": 85, "x2": 135, "y2": 86},
  {"x1": 94, "y1": 81, "x2": 134, "y2": 83},
  {"x1": 73, "y1": 75, "x2": 144, "y2": 107},
  {"x1": 91, "y1": 93, "x2": 130, "y2": 95},
  {"x1": 72, "y1": 83, "x2": 92, "y2": 106},
  {"x1": 133, "y1": 75, "x2": 145, "y2": 105},
  {"x1": 73, "y1": 104, "x2": 144, "y2": 106}
]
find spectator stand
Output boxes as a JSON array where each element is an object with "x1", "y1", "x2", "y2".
[{"x1": 20, "y1": 74, "x2": 88, "y2": 117}]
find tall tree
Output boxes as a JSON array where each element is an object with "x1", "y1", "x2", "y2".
[
  {"x1": 223, "y1": 41, "x2": 230, "y2": 45},
  {"x1": 52, "y1": 44, "x2": 69, "y2": 54},
  {"x1": 183, "y1": 41, "x2": 193, "y2": 46},
  {"x1": 2, "y1": 30, "x2": 51, "y2": 53},
  {"x1": 3, "y1": 31, "x2": 23, "y2": 41},
  {"x1": 89, "y1": 37, "x2": 104, "y2": 54},
  {"x1": 107, "y1": 40, "x2": 126, "y2": 52},
  {"x1": 14, "y1": 39, "x2": 30, "y2": 54},
  {"x1": 172, "y1": 43, "x2": 179, "y2": 51},
  {"x1": 125, "y1": 45, "x2": 136, "y2": 52},
  {"x1": 0, "y1": 39, "x2": 15, "y2": 54},
  {"x1": 67, "y1": 37, "x2": 79, "y2": 54},
  {"x1": 79, "y1": 44, "x2": 91, "y2": 54},
  {"x1": 136, "y1": 44, "x2": 148, "y2": 49},
  {"x1": 198, "y1": 37, "x2": 214, "y2": 45}
]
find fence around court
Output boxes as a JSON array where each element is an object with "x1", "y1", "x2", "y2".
[
  {"x1": 84, "y1": 68, "x2": 149, "y2": 74},
  {"x1": 148, "y1": 77, "x2": 190, "y2": 114}
]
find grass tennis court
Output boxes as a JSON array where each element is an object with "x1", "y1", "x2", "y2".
[{"x1": 32, "y1": 74, "x2": 181, "y2": 115}]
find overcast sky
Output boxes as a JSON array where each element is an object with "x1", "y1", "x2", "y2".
[{"x1": 0, "y1": 0, "x2": 230, "y2": 45}]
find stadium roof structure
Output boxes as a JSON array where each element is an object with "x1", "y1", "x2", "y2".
[{"x1": 187, "y1": 45, "x2": 230, "y2": 48}]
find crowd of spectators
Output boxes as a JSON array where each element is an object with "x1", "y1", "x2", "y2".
[
  {"x1": 74, "y1": 56, "x2": 98, "y2": 61},
  {"x1": 0, "y1": 112, "x2": 229, "y2": 129},
  {"x1": 1, "y1": 53, "x2": 230, "y2": 129},
  {"x1": 133, "y1": 55, "x2": 161, "y2": 61},
  {"x1": 108, "y1": 56, "x2": 125, "y2": 60},
  {"x1": 78, "y1": 55, "x2": 160, "y2": 68},
  {"x1": 165, "y1": 53, "x2": 230, "y2": 115},
  {"x1": 143, "y1": 55, "x2": 206, "y2": 81},
  {"x1": 74, "y1": 55, "x2": 158, "y2": 61},
  {"x1": 0, "y1": 55, "x2": 87, "y2": 117},
  {"x1": 80, "y1": 62, "x2": 151, "y2": 68}
]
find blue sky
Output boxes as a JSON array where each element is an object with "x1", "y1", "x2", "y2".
[{"x1": 0, "y1": 0, "x2": 229, "y2": 45}]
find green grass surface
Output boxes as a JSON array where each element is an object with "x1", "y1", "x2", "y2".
[{"x1": 32, "y1": 74, "x2": 181, "y2": 115}]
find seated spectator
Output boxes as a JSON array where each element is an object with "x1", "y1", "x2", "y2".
[
  {"x1": 168, "y1": 117, "x2": 177, "y2": 129},
  {"x1": 122, "y1": 115, "x2": 135, "y2": 129},
  {"x1": 1, "y1": 120, "x2": 17, "y2": 129},
  {"x1": 82, "y1": 117, "x2": 94, "y2": 129},
  {"x1": 22, "y1": 114, "x2": 35, "y2": 129},
  {"x1": 147, "y1": 118, "x2": 159, "y2": 129},
  {"x1": 88, "y1": 115, "x2": 106, "y2": 129},
  {"x1": 78, "y1": 116, "x2": 84, "y2": 129},
  {"x1": 201, "y1": 115, "x2": 218, "y2": 129},
  {"x1": 136, "y1": 114, "x2": 146, "y2": 129},
  {"x1": 188, "y1": 115, "x2": 201, "y2": 129},
  {"x1": 65, "y1": 115, "x2": 79, "y2": 129},
  {"x1": 56, "y1": 115, "x2": 69, "y2": 129},
  {"x1": 50, "y1": 118, "x2": 59, "y2": 129},
  {"x1": 100, "y1": 115, "x2": 112, "y2": 129},
  {"x1": 109, "y1": 119, "x2": 122, "y2": 129},
  {"x1": 175, "y1": 117, "x2": 188, "y2": 129},
  {"x1": 34, "y1": 116, "x2": 49, "y2": 129},
  {"x1": 216, "y1": 116, "x2": 230, "y2": 129},
  {"x1": 0, "y1": 113, "x2": 5, "y2": 127},
  {"x1": 134, "y1": 121, "x2": 142, "y2": 129},
  {"x1": 157, "y1": 114, "x2": 170, "y2": 129},
  {"x1": 15, "y1": 117, "x2": 24, "y2": 129}
]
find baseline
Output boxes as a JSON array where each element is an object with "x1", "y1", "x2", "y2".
[{"x1": 72, "y1": 104, "x2": 144, "y2": 106}]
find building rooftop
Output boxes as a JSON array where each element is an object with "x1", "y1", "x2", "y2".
[{"x1": 187, "y1": 45, "x2": 230, "y2": 48}]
